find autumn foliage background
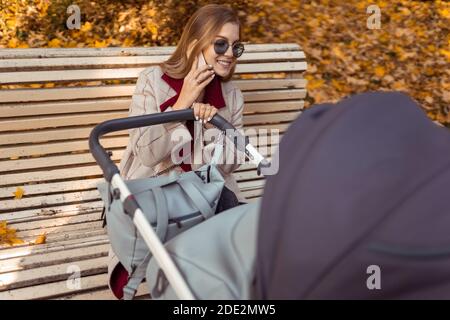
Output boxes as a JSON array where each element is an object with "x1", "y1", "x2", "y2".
[
  {"x1": 0, "y1": 1, "x2": 448, "y2": 244},
  {"x1": 0, "y1": 0, "x2": 449, "y2": 125}
]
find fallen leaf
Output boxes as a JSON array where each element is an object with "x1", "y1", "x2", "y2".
[
  {"x1": 306, "y1": 76, "x2": 325, "y2": 90},
  {"x1": 13, "y1": 187, "x2": 25, "y2": 199},
  {"x1": 0, "y1": 220, "x2": 25, "y2": 246},
  {"x1": 374, "y1": 66, "x2": 386, "y2": 78},
  {"x1": 33, "y1": 233, "x2": 47, "y2": 245},
  {"x1": 47, "y1": 38, "x2": 61, "y2": 48},
  {"x1": 80, "y1": 21, "x2": 92, "y2": 33}
]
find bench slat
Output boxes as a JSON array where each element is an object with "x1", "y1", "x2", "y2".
[
  {"x1": 0, "y1": 51, "x2": 305, "y2": 70},
  {"x1": 0, "y1": 121, "x2": 289, "y2": 159},
  {"x1": 0, "y1": 79, "x2": 306, "y2": 104},
  {"x1": 1, "y1": 151, "x2": 270, "y2": 187},
  {"x1": 0, "y1": 243, "x2": 109, "y2": 273},
  {"x1": 0, "y1": 167, "x2": 268, "y2": 202},
  {"x1": 0, "y1": 234, "x2": 108, "y2": 260},
  {"x1": 0, "y1": 136, "x2": 277, "y2": 172},
  {"x1": 0, "y1": 44, "x2": 302, "y2": 59},
  {"x1": 0, "y1": 62, "x2": 307, "y2": 84},
  {"x1": 15, "y1": 220, "x2": 104, "y2": 238},
  {"x1": 0, "y1": 99, "x2": 303, "y2": 131},
  {"x1": 10, "y1": 212, "x2": 103, "y2": 232},
  {"x1": 0, "y1": 102, "x2": 298, "y2": 146},
  {"x1": 0, "y1": 200, "x2": 105, "y2": 223},
  {"x1": 0, "y1": 256, "x2": 107, "y2": 291},
  {"x1": 0, "y1": 273, "x2": 109, "y2": 300},
  {"x1": 0, "y1": 136, "x2": 128, "y2": 159}
]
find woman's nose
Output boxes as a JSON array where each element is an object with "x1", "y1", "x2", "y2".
[{"x1": 223, "y1": 45, "x2": 234, "y2": 57}]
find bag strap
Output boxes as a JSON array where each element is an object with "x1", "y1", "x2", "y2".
[
  {"x1": 123, "y1": 252, "x2": 152, "y2": 300},
  {"x1": 153, "y1": 186, "x2": 169, "y2": 241},
  {"x1": 101, "y1": 182, "x2": 113, "y2": 228},
  {"x1": 178, "y1": 178, "x2": 215, "y2": 220},
  {"x1": 122, "y1": 186, "x2": 169, "y2": 300}
]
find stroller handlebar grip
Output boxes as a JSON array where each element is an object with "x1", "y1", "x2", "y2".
[{"x1": 89, "y1": 109, "x2": 242, "y2": 182}]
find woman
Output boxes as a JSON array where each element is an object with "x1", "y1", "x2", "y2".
[
  {"x1": 119, "y1": 4, "x2": 247, "y2": 204},
  {"x1": 110, "y1": 4, "x2": 247, "y2": 299}
]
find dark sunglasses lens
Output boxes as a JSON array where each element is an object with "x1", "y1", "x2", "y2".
[
  {"x1": 233, "y1": 43, "x2": 244, "y2": 57},
  {"x1": 214, "y1": 40, "x2": 229, "y2": 54}
]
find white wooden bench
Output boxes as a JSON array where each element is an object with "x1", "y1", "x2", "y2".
[{"x1": 0, "y1": 44, "x2": 307, "y2": 299}]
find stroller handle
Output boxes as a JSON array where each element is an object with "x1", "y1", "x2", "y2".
[{"x1": 89, "y1": 109, "x2": 254, "y2": 182}]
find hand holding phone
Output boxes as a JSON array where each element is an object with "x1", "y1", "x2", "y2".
[{"x1": 172, "y1": 47, "x2": 215, "y2": 111}]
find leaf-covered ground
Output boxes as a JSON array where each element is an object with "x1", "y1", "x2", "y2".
[{"x1": 1, "y1": 0, "x2": 449, "y2": 124}]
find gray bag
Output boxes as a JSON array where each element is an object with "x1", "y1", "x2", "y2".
[
  {"x1": 96, "y1": 164, "x2": 225, "y2": 299},
  {"x1": 146, "y1": 200, "x2": 260, "y2": 300}
]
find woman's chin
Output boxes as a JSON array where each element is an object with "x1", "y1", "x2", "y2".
[
  {"x1": 214, "y1": 69, "x2": 229, "y2": 78},
  {"x1": 213, "y1": 64, "x2": 232, "y2": 78}
]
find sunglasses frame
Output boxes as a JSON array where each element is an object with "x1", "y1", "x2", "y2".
[{"x1": 213, "y1": 39, "x2": 247, "y2": 58}]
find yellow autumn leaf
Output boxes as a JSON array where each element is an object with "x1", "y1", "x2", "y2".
[
  {"x1": 34, "y1": 233, "x2": 47, "y2": 245},
  {"x1": 331, "y1": 79, "x2": 343, "y2": 91},
  {"x1": 307, "y1": 78, "x2": 325, "y2": 90},
  {"x1": 374, "y1": 66, "x2": 386, "y2": 77},
  {"x1": 0, "y1": 220, "x2": 25, "y2": 246},
  {"x1": 13, "y1": 186, "x2": 25, "y2": 199},
  {"x1": 438, "y1": 8, "x2": 449, "y2": 19},
  {"x1": 48, "y1": 38, "x2": 61, "y2": 48},
  {"x1": 94, "y1": 39, "x2": 107, "y2": 48},
  {"x1": 80, "y1": 21, "x2": 92, "y2": 33},
  {"x1": 439, "y1": 49, "x2": 450, "y2": 62},
  {"x1": 331, "y1": 46, "x2": 346, "y2": 61},
  {"x1": 0, "y1": 221, "x2": 6, "y2": 235},
  {"x1": 9, "y1": 237, "x2": 25, "y2": 245},
  {"x1": 7, "y1": 38, "x2": 17, "y2": 48}
]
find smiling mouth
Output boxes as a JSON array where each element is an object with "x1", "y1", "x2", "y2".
[{"x1": 217, "y1": 60, "x2": 232, "y2": 68}]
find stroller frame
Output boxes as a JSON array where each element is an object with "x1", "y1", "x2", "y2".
[{"x1": 89, "y1": 109, "x2": 270, "y2": 299}]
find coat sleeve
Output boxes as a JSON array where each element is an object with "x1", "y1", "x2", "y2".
[
  {"x1": 128, "y1": 69, "x2": 192, "y2": 168},
  {"x1": 203, "y1": 87, "x2": 245, "y2": 176}
]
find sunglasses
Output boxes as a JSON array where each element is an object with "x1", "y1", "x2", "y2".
[{"x1": 213, "y1": 39, "x2": 245, "y2": 58}]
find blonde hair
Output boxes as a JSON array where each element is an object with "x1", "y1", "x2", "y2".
[{"x1": 159, "y1": 4, "x2": 242, "y2": 82}]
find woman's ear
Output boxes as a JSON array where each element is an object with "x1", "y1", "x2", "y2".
[{"x1": 186, "y1": 39, "x2": 198, "y2": 59}]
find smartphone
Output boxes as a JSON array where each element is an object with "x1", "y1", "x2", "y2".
[{"x1": 197, "y1": 51, "x2": 207, "y2": 69}]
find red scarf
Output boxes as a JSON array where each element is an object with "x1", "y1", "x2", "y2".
[{"x1": 159, "y1": 73, "x2": 226, "y2": 171}]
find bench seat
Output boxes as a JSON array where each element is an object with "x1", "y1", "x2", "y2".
[{"x1": 0, "y1": 43, "x2": 307, "y2": 299}]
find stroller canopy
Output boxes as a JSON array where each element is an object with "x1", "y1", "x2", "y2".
[{"x1": 255, "y1": 91, "x2": 450, "y2": 299}]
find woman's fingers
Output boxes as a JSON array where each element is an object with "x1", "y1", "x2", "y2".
[
  {"x1": 193, "y1": 103, "x2": 217, "y2": 123},
  {"x1": 194, "y1": 64, "x2": 214, "y2": 81},
  {"x1": 198, "y1": 103, "x2": 207, "y2": 122},
  {"x1": 209, "y1": 107, "x2": 218, "y2": 122},
  {"x1": 204, "y1": 106, "x2": 218, "y2": 123},
  {"x1": 193, "y1": 103, "x2": 206, "y2": 121},
  {"x1": 195, "y1": 68, "x2": 215, "y2": 85}
]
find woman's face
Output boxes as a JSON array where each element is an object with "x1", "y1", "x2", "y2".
[{"x1": 202, "y1": 22, "x2": 240, "y2": 78}]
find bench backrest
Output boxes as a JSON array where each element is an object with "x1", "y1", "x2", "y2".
[{"x1": 0, "y1": 44, "x2": 307, "y2": 239}]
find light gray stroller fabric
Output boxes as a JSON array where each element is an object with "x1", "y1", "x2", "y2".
[
  {"x1": 146, "y1": 199, "x2": 260, "y2": 300},
  {"x1": 96, "y1": 164, "x2": 225, "y2": 299}
]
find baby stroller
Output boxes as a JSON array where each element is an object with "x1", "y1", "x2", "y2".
[
  {"x1": 92, "y1": 91, "x2": 450, "y2": 300},
  {"x1": 89, "y1": 108, "x2": 272, "y2": 299}
]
